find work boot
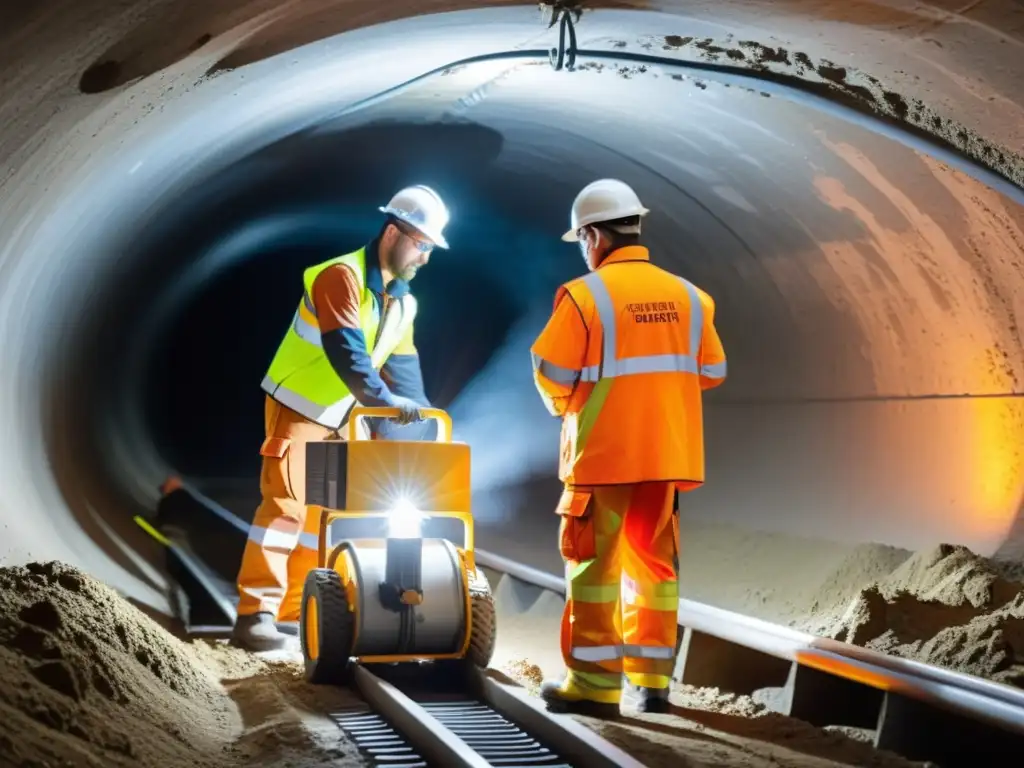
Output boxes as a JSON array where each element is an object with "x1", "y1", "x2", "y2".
[
  {"x1": 276, "y1": 621, "x2": 299, "y2": 636},
  {"x1": 624, "y1": 684, "x2": 670, "y2": 714},
  {"x1": 232, "y1": 612, "x2": 293, "y2": 652},
  {"x1": 540, "y1": 678, "x2": 621, "y2": 718}
]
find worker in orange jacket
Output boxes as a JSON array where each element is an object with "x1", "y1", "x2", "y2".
[{"x1": 531, "y1": 179, "x2": 727, "y2": 715}]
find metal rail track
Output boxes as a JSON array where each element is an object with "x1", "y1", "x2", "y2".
[
  {"x1": 475, "y1": 550, "x2": 1024, "y2": 767},
  {"x1": 152, "y1": 485, "x2": 1024, "y2": 767},
  {"x1": 144, "y1": 493, "x2": 642, "y2": 766},
  {"x1": 338, "y1": 663, "x2": 645, "y2": 768}
]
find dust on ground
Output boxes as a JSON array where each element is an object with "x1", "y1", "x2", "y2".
[
  {"x1": 0, "y1": 557, "x2": 935, "y2": 768},
  {"x1": 0, "y1": 546, "x2": 1005, "y2": 768},
  {"x1": 582, "y1": 682, "x2": 930, "y2": 768},
  {"x1": 501, "y1": 655, "x2": 930, "y2": 768},
  {"x1": 501, "y1": 658, "x2": 544, "y2": 694},
  {"x1": 494, "y1": 564, "x2": 932, "y2": 768},
  {"x1": 0, "y1": 561, "x2": 367, "y2": 767},
  {"x1": 493, "y1": 526, "x2": 1024, "y2": 765}
]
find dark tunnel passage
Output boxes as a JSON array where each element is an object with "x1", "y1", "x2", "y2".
[
  {"x1": 6, "y1": 5, "x2": 1024, "y2": 767},
  {"x1": 75, "y1": 55, "x2": 1024, "y2": 577},
  {"x1": 1, "y1": 2, "x2": 1023, "y2": 621},
  {"x1": 133, "y1": 120, "x2": 539, "y2": 478}
]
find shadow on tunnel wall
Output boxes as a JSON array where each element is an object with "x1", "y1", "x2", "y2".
[
  {"x1": 75, "y1": 0, "x2": 265, "y2": 94},
  {"x1": 43, "y1": 359, "x2": 170, "y2": 594}
]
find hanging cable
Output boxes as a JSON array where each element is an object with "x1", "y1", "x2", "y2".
[
  {"x1": 299, "y1": 30, "x2": 1020, "y2": 201},
  {"x1": 549, "y1": 8, "x2": 579, "y2": 72}
]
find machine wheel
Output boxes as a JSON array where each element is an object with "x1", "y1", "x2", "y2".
[
  {"x1": 300, "y1": 568, "x2": 355, "y2": 685},
  {"x1": 467, "y1": 566, "x2": 497, "y2": 668}
]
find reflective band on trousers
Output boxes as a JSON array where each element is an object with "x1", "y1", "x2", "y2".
[
  {"x1": 531, "y1": 271, "x2": 727, "y2": 385},
  {"x1": 571, "y1": 644, "x2": 675, "y2": 662},
  {"x1": 247, "y1": 525, "x2": 320, "y2": 552},
  {"x1": 571, "y1": 670, "x2": 624, "y2": 691},
  {"x1": 622, "y1": 575, "x2": 680, "y2": 611},
  {"x1": 248, "y1": 524, "x2": 298, "y2": 552}
]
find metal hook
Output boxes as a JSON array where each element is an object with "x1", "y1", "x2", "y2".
[{"x1": 549, "y1": 9, "x2": 579, "y2": 71}]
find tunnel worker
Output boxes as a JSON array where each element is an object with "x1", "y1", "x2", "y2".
[
  {"x1": 530, "y1": 178, "x2": 727, "y2": 714},
  {"x1": 232, "y1": 184, "x2": 450, "y2": 652}
]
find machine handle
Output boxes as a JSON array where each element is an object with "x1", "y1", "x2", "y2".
[{"x1": 346, "y1": 406, "x2": 453, "y2": 443}]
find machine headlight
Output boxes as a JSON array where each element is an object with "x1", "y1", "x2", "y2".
[{"x1": 387, "y1": 497, "x2": 425, "y2": 539}]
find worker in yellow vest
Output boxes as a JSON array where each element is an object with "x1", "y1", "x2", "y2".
[
  {"x1": 531, "y1": 179, "x2": 727, "y2": 714},
  {"x1": 233, "y1": 185, "x2": 450, "y2": 651}
]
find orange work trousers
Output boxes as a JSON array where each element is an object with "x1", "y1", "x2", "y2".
[
  {"x1": 236, "y1": 396, "x2": 335, "y2": 621},
  {"x1": 557, "y1": 482, "x2": 680, "y2": 693}
]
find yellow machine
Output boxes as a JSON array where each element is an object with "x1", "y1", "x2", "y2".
[{"x1": 299, "y1": 406, "x2": 496, "y2": 684}]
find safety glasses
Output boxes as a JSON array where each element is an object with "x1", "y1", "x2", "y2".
[
  {"x1": 395, "y1": 222, "x2": 434, "y2": 253},
  {"x1": 408, "y1": 237, "x2": 434, "y2": 254}
]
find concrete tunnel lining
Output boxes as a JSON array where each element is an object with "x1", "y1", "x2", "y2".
[{"x1": 0, "y1": 0, "x2": 1023, "y2": 624}]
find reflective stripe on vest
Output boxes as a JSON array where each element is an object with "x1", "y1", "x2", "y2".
[
  {"x1": 534, "y1": 271, "x2": 728, "y2": 386},
  {"x1": 262, "y1": 247, "x2": 416, "y2": 429},
  {"x1": 265, "y1": 293, "x2": 415, "y2": 428},
  {"x1": 261, "y1": 372, "x2": 355, "y2": 428},
  {"x1": 289, "y1": 290, "x2": 322, "y2": 345},
  {"x1": 530, "y1": 353, "x2": 580, "y2": 386},
  {"x1": 580, "y1": 270, "x2": 711, "y2": 382},
  {"x1": 292, "y1": 309, "x2": 322, "y2": 346}
]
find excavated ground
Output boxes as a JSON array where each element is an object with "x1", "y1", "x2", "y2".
[
  {"x1": 495, "y1": 522, "x2": 1024, "y2": 690},
  {"x1": 671, "y1": 522, "x2": 1024, "y2": 688},
  {"x1": 0, "y1": 552, "x2": 971, "y2": 768},
  {"x1": 0, "y1": 561, "x2": 366, "y2": 768},
  {"x1": 2, "y1": 2, "x2": 1023, "y2": 766},
  {"x1": 809, "y1": 544, "x2": 1024, "y2": 686},
  {"x1": 494, "y1": 527, "x2": 1024, "y2": 768}
]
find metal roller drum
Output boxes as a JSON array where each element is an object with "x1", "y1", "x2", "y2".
[{"x1": 336, "y1": 538, "x2": 468, "y2": 657}]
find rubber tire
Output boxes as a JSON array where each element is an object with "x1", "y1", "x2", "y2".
[
  {"x1": 467, "y1": 566, "x2": 497, "y2": 668},
  {"x1": 300, "y1": 568, "x2": 355, "y2": 685}
]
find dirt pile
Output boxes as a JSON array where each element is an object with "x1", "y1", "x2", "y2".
[
  {"x1": 794, "y1": 543, "x2": 912, "y2": 634},
  {"x1": 0, "y1": 560, "x2": 240, "y2": 767},
  {"x1": 217, "y1": 657, "x2": 367, "y2": 768},
  {"x1": 0, "y1": 560, "x2": 370, "y2": 767},
  {"x1": 820, "y1": 545, "x2": 1024, "y2": 686}
]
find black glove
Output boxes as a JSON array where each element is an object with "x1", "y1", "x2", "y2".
[{"x1": 390, "y1": 396, "x2": 424, "y2": 425}]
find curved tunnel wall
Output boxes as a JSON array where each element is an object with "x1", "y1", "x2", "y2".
[{"x1": 1, "y1": 1, "x2": 1023, "y2": 614}]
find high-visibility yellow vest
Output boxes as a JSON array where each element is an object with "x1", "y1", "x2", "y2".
[{"x1": 260, "y1": 247, "x2": 417, "y2": 429}]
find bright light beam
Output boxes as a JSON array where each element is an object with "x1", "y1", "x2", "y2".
[{"x1": 388, "y1": 497, "x2": 426, "y2": 539}]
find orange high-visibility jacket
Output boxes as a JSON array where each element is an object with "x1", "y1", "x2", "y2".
[{"x1": 531, "y1": 246, "x2": 727, "y2": 488}]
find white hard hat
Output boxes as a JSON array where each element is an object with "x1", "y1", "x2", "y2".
[
  {"x1": 379, "y1": 185, "x2": 451, "y2": 249},
  {"x1": 561, "y1": 179, "x2": 650, "y2": 242}
]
